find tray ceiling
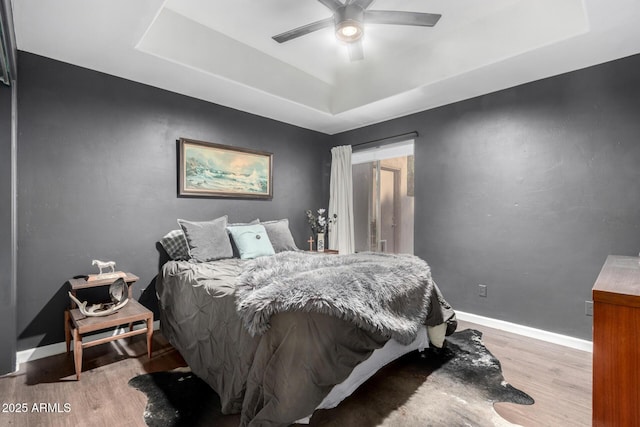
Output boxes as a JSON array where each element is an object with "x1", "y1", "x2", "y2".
[{"x1": 13, "y1": 0, "x2": 640, "y2": 134}]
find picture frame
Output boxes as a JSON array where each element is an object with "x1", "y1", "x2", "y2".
[{"x1": 178, "y1": 138, "x2": 273, "y2": 199}]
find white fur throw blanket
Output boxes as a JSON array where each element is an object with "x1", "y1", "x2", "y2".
[{"x1": 235, "y1": 251, "x2": 444, "y2": 345}]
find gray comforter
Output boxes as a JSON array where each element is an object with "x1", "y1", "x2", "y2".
[{"x1": 156, "y1": 251, "x2": 456, "y2": 427}]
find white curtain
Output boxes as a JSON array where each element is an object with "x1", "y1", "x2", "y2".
[{"x1": 328, "y1": 145, "x2": 355, "y2": 254}]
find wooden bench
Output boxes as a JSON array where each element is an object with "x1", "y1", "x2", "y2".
[{"x1": 64, "y1": 273, "x2": 153, "y2": 380}]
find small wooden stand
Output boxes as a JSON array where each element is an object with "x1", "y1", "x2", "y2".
[
  {"x1": 64, "y1": 273, "x2": 153, "y2": 380},
  {"x1": 67, "y1": 272, "x2": 140, "y2": 307},
  {"x1": 305, "y1": 249, "x2": 339, "y2": 255},
  {"x1": 86, "y1": 270, "x2": 128, "y2": 282}
]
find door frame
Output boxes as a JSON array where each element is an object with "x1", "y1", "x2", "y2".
[{"x1": 379, "y1": 166, "x2": 401, "y2": 253}]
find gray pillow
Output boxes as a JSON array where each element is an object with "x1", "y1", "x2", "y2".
[
  {"x1": 228, "y1": 219, "x2": 260, "y2": 227},
  {"x1": 177, "y1": 215, "x2": 233, "y2": 262},
  {"x1": 261, "y1": 219, "x2": 298, "y2": 252}
]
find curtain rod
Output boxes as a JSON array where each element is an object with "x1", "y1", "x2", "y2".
[{"x1": 352, "y1": 131, "x2": 419, "y2": 148}]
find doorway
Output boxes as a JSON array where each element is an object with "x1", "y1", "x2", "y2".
[{"x1": 352, "y1": 141, "x2": 414, "y2": 254}]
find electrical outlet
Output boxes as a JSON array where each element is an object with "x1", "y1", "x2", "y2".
[
  {"x1": 478, "y1": 284, "x2": 487, "y2": 298},
  {"x1": 585, "y1": 301, "x2": 593, "y2": 316}
]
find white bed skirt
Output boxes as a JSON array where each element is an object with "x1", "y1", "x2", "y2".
[{"x1": 296, "y1": 326, "x2": 431, "y2": 424}]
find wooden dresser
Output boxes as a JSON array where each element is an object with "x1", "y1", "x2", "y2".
[{"x1": 592, "y1": 255, "x2": 640, "y2": 427}]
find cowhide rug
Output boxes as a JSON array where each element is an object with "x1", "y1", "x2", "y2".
[{"x1": 129, "y1": 329, "x2": 534, "y2": 427}]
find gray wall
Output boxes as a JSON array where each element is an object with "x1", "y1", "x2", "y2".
[
  {"x1": 0, "y1": 81, "x2": 16, "y2": 373},
  {"x1": 333, "y1": 54, "x2": 640, "y2": 340},
  {"x1": 17, "y1": 52, "x2": 332, "y2": 350},
  {"x1": 14, "y1": 49, "x2": 640, "y2": 350}
]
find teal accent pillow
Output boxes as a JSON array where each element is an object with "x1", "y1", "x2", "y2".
[
  {"x1": 226, "y1": 224, "x2": 275, "y2": 259},
  {"x1": 228, "y1": 219, "x2": 260, "y2": 258}
]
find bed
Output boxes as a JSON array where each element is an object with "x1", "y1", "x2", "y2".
[{"x1": 155, "y1": 218, "x2": 456, "y2": 427}]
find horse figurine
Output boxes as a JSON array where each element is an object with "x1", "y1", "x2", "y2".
[{"x1": 92, "y1": 259, "x2": 116, "y2": 275}]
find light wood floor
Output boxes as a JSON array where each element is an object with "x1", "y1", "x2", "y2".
[
  {"x1": 0, "y1": 321, "x2": 591, "y2": 426},
  {"x1": 457, "y1": 320, "x2": 592, "y2": 427}
]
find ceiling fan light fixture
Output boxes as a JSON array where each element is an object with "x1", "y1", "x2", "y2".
[
  {"x1": 335, "y1": 19, "x2": 363, "y2": 43},
  {"x1": 272, "y1": 1, "x2": 442, "y2": 62}
]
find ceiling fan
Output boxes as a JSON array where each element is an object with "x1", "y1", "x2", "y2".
[{"x1": 272, "y1": 0, "x2": 441, "y2": 61}]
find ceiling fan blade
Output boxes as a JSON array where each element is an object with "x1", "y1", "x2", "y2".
[
  {"x1": 365, "y1": 10, "x2": 441, "y2": 27},
  {"x1": 317, "y1": 0, "x2": 344, "y2": 11},
  {"x1": 347, "y1": 40, "x2": 364, "y2": 61},
  {"x1": 272, "y1": 18, "x2": 334, "y2": 43},
  {"x1": 348, "y1": 0, "x2": 375, "y2": 9}
]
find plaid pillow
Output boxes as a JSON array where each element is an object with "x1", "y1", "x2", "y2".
[{"x1": 159, "y1": 229, "x2": 190, "y2": 260}]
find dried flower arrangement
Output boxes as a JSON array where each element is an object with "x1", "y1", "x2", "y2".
[{"x1": 305, "y1": 208, "x2": 337, "y2": 234}]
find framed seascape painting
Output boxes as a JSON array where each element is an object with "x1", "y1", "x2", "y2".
[{"x1": 178, "y1": 138, "x2": 273, "y2": 199}]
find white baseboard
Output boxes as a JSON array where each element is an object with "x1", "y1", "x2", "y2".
[
  {"x1": 456, "y1": 311, "x2": 593, "y2": 353},
  {"x1": 12, "y1": 312, "x2": 592, "y2": 372},
  {"x1": 15, "y1": 320, "x2": 161, "y2": 369}
]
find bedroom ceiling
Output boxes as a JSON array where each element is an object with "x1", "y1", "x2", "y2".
[{"x1": 12, "y1": 0, "x2": 640, "y2": 134}]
